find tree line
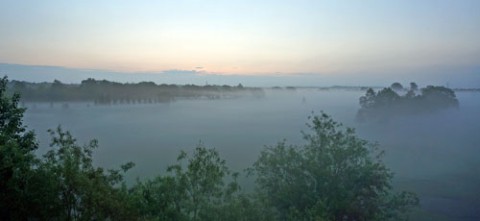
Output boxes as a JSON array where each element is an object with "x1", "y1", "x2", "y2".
[
  {"x1": 357, "y1": 82, "x2": 459, "y2": 121},
  {"x1": 7, "y1": 78, "x2": 264, "y2": 105},
  {"x1": 1, "y1": 76, "x2": 418, "y2": 220}
]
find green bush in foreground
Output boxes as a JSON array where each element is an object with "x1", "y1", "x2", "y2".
[{"x1": 250, "y1": 113, "x2": 419, "y2": 220}]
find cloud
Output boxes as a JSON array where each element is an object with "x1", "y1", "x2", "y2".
[{"x1": 158, "y1": 69, "x2": 200, "y2": 76}]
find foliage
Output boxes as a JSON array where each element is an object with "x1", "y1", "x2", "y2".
[
  {"x1": 131, "y1": 145, "x2": 247, "y2": 221},
  {"x1": 0, "y1": 76, "x2": 38, "y2": 220},
  {"x1": 420, "y1": 86, "x2": 459, "y2": 109},
  {"x1": 409, "y1": 82, "x2": 418, "y2": 91},
  {"x1": 357, "y1": 82, "x2": 459, "y2": 121},
  {"x1": 38, "y1": 126, "x2": 136, "y2": 220},
  {"x1": 167, "y1": 146, "x2": 238, "y2": 220},
  {"x1": 1, "y1": 76, "x2": 136, "y2": 220},
  {"x1": 390, "y1": 82, "x2": 404, "y2": 91},
  {"x1": 251, "y1": 112, "x2": 418, "y2": 220}
]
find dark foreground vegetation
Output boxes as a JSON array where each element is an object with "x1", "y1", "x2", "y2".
[
  {"x1": 1, "y1": 76, "x2": 418, "y2": 220},
  {"x1": 7, "y1": 78, "x2": 264, "y2": 105},
  {"x1": 357, "y1": 82, "x2": 459, "y2": 122}
]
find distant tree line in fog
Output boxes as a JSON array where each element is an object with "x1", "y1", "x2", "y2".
[
  {"x1": 357, "y1": 82, "x2": 460, "y2": 121},
  {"x1": 1, "y1": 76, "x2": 418, "y2": 220},
  {"x1": 6, "y1": 78, "x2": 264, "y2": 105}
]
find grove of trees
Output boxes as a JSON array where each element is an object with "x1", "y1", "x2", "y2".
[
  {"x1": 7, "y1": 78, "x2": 264, "y2": 105},
  {"x1": 1, "y1": 76, "x2": 418, "y2": 220},
  {"x1": 357, "y1": 82, "x2": 459, "y2": 121}
]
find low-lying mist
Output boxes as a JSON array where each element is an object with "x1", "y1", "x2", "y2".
[
  {"x1": 356, "y1": 94, "x2": 480, "y2": 220},
  {"x1": 23, "y1": 88, "x2": 480, "y2": 220}
]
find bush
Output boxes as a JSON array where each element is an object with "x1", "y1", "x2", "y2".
[{"x1": 251, "y1": 112, "x2": 418, "y2": 220}]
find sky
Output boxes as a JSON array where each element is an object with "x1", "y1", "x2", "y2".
[{"x1": 0, "y1": 0, "x2": 479, "y2": 86}]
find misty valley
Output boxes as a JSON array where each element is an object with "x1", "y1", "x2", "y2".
[
  {"x1": 1, "y1": 78, "x2": 478, "y2": 220},
  {"x1": 2, "y1": 1, "x2": 479, "y2": 220}
]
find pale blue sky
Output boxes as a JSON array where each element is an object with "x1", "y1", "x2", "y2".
[{"x1": 0, "y1": 0, "x2": 479, "y2": 83}]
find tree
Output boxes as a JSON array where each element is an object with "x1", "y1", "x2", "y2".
[
  {"x1": 132, "y1": 145, "x2": 242, "y2": 221},
  {"x1": 359, "y1": 88, "x2": 376, "y2": 109},
  {"x1": 357, "y1": 83, "x2": 459, "y2": 121},
  {"x1": 390, "y1": 82, "x2": 403, "y2": 91},
  {"x1": 251, "y1": 112, "x2": 418, "y2": 220},
  {"x1": 405, "y1": 82, "x2": 418, "y2": 98},
  {"x1": 40, "y1": 126, "x2": 136, "y2": 220},
  {"x1": 420, "y1": 85, "x2": 459, "y2": 109},
  {"x1": 130, "y1": 176, "x2": 183, "y2": 220},
  {"x1": 409, "y1": 82, "x2": 418, "y2": 91},
  {"x1": 0, "y1": 76, "x2": 38, "y2": 220},
  {"x1": 375, "y1": 87, "x2": 401, "y2": 107}
]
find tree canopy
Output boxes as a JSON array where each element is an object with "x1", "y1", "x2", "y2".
[
  {"x1": 251, "y1": 112, "x2": 418, "y2": 220},
  {"x1": 390, "y1": 82, "x2": 404, "y2": 91},
  {"x1": 130, "y1": 145, "x2": 248, "y2": 221},
  {"x1": 357, "y1": 83, "x2": 459, "y2": 121}
]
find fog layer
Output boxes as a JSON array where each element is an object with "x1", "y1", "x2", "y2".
[{"x1": 23, "y1": 89, "x2": 480, "y2": 220}]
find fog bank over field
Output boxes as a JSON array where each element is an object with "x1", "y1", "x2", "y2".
[
  {"x1": 22, "y1": 87, "x2": 480, "y2": 220},
  {"x1": 357, "y1": 93, "x2": 480, "y2": 220},
  {"x1": 3, "y1": 0, "x2": 479, "y2": 219}
]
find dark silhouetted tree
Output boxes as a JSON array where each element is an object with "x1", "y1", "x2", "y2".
[
  {"x1": 359, "y1": 88, "x2": 376, "y2": 109},
  {"x1": 409, "y1": 82, "x2": 418, "y2": 91},
  {"x1": 390, "y1": 82, "x2": 403, "y2": 91},
  {"x1": 420, "y1": 85, "x2": 459, "y2": 109},
  {"x1": 357, "y1": 83, "x2": 459, "y2": 121}
]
